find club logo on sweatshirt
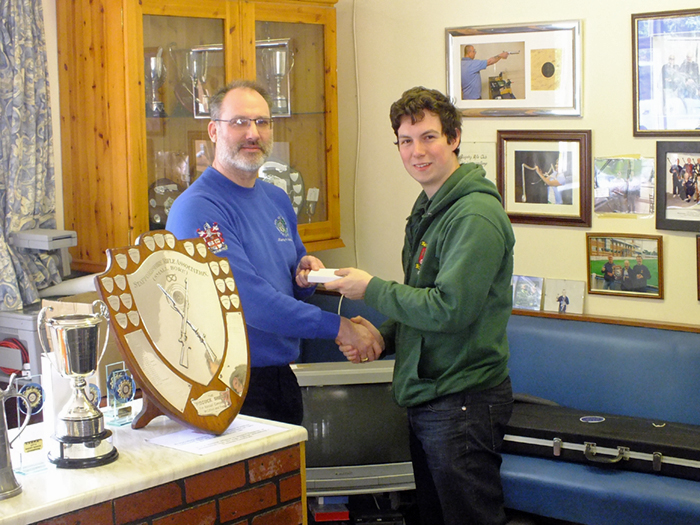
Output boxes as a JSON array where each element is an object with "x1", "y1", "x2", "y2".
[
  {"x1": 275, "y1": 216, "x2": 291, "y2": 238},
  {"x1": 197, "y1": 222, "x2": 228, "y2": 254},
  {"x1": 415, "y1": 241, "x2": 427, "y2": 272}
]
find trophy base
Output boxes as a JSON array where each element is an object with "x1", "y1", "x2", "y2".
[
  {"x1": 49, "y1": 430, "x2": 119, "y2": 469},
  {"x1": 147, "y1": 102, "x2": 167, "y2": 118},
  {"x1": 0, "y1": 467, "x2": 22, "y2": 501},
  {"x1": 271, "y1": 97, "x2": 289, "y2": 116}
]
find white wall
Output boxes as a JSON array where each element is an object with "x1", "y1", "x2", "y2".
[
  {"x1": 44, "y1": 0, "x2": 700, "y2": 324},
  {"x1": 321, "y1": 0, "x2": 700, "y2": 325}
]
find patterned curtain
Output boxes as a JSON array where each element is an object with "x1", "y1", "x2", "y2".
[{"x1": 0, "y1": 0, "x2": 60, "y2": 311}]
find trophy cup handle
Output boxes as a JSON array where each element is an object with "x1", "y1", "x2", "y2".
[
  {"x1": 36, "y1": 306, "x2": 53, "y2": 356},
  {"x1": 4, "y1": 375, "x2": 32, "y2": 446},
  {"x1": 92, "y1": 300, "x2": 111, "y2": 366}
]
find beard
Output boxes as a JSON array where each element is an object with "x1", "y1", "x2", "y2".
[{"x1": 219, "y1": 136, "x2": 273, "y2": 173}]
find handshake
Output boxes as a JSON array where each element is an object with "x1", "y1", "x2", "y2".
[
  {"x1": 336, "y1": 316, "x2": 384, "y2": 364},
  {"x1": 296, "y1": 258, "x2": 382, "y2": 363}
]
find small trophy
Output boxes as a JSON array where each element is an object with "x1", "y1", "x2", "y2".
[
  {"x1": 260, "y1": 39, "x2": 294, "y2": 116},
  {"x1": 38, "y1": 300, "x2": 118, "y2": 468},
  {"x1": 147, "y1": 47, "x2": 167, "y2": 118},
  {"x1": 306, "y1": 187, "x2": 320, "y2": 223},
  {"x1": 105, "y1": 362, "x2": 136, "y2": 426},
  {"x1": 188, "y1": 50, "x2": 210, "y2": 118},
  {"x1": 0, "y1": 374, "x2": 32, "y2": 500}
]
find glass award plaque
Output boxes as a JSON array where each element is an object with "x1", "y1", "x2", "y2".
[
  {"x1": 104, "y1": 362, "x2": 136, "y2": 426},
  {"x1": 12, "y1": 374, "x2": 48, "y2": 475},
  {"x1": 95, "y1": 231, "x2": 250, "y2": 435}
]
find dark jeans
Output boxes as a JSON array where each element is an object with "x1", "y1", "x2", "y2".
[
  {"x1": 407, "y1": 377, "x2": 513, "y2": 525},
  {"x1": 239, "y1": 365, "x2": 303, "y2": 425}
]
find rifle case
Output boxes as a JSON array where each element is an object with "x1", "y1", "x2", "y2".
[{"x1": 503, "y1": 402, "x2": 700, "y2": 481}]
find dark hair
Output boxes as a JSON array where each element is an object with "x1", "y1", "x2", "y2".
[
  {"x1": 389, "y1": 86, "x2": 462, "y2": 156},
  {"x1": 208, "y1": 80, "x2": 273, "y2": 120}
]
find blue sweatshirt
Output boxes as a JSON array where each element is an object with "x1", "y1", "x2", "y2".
[{"x1": 166, "y1": 167, "x2": 340, "y2": 367}]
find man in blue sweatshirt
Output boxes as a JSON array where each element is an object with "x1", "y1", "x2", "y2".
[{"x1": 167, "y1": 80, "x2": 381, "y2": 425}]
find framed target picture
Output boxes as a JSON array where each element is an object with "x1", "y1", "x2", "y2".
[{"x1": 446, "y1": 20, "x2": 582, "y2": 117}]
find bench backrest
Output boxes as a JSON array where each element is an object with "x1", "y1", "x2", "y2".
[
  {"x1": 507, "y1": 314, "x2": 700, "y2": 426},
  {"x1": 300, "y1": 294, "x2": 700, "y2": 426}
]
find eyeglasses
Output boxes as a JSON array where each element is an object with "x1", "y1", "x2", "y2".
[{"x1": 213, "y1": 117, "x2": 273, "y2": 130}]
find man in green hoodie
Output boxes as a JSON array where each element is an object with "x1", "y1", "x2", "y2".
[{"x1": 325, "y1": 86, "x2": 515, "y2": 525}]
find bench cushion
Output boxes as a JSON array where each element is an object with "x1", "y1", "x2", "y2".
[
  {"x1": 507, "y1": 315, "x2": 700, "y2": 426},
  {"x1": 502, "y1": 454, "x2": 700, "y2": 524}
]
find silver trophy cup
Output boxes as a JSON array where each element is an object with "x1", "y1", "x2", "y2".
[
  {"x1": 38, "y1": 300, "x2": 118, "y2": 468},
  {"x1": 261, "y1": 44, "x2": 294, "y2": 115},
  {"x1": 147, "y1": 47, "x2": 167, "y2": 117}
]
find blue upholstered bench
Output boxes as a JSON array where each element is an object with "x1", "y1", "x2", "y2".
[{"x1": 300, "y1": 292, "x2": 700, "y2": 524}]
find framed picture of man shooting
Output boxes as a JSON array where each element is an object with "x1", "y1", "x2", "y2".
[
  {"x1": 497, "y1": 129, "x2": 592, "y2": 226},
  {"x1": 445, "y1": 20, "x2": 582, "y2": 117},
  {"x1": 633, "y1": 9, "x2": 700, "y2": 136},
  {"x1": 656, "y1": 140, "x2": 700, "y2": 231},
  {"x1": 586, "y1": 233, "x2": 664, "y2": 299}
]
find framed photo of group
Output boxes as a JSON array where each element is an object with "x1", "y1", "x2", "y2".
[
  {"x1": 496, "y1": 129, "x2": 592, "y2": 226},
  {"x1": 586, "y1": 233, "x2": 664, "y2": 299},
  {"x1": 656, "y1": 141, "x2": 700, "y2": 231},
  {"x1": 632, "y1": 9, "x2": 700, "y2": 136},
  {"x1": 445, "y1": 20, "x2": 582, "y2": 117}
]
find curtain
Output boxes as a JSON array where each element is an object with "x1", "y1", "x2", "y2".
[{"x1": 0, "y1": 0, "x2": 60, "y2": 311}]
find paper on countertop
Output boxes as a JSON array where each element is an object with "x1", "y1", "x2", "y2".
[{"x1": 147, "y1": 418, "x2": 287, "y2": 455}]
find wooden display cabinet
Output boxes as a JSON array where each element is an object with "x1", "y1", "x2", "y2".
[{"x1": 57, "y1": 0, "x2": 341, "y2": 273}]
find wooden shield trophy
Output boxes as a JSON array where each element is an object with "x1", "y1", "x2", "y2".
[{"x1": 94, "y1": 231, "x2": 249, "y2": 435}]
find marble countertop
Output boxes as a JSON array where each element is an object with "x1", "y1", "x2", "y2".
[{"x1": 0, "y1": 410, "x2": 307, "y2": 525}]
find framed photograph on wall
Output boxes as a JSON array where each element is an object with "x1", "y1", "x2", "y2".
[
  {"x1": 593, "y1": 157, "x2": 656, "y2": 217},
  {"x1": 497, "y1": 130, "x2": 591, "y2": 226},
  {"x1": 512, "y1": 275, "x2": 544, "y2": 311},
  {"x1": 695, "y1": 235, "x2": 700, "y2": 301},
  {"x1": 586, "y1": 233, "x2": 664, "y2": 299},
  {"x1": 632, "y1": 9, "x2": 700, "y2": 136},
  {"x1": 697, "y1": 235, "x2": 700, "y2": 301},
  {"x1": 445, "y1": 20, "x2": 581, "y2": 117},
  {"x1": 656, "y1": 141, "x2": 700, "y2": 231},
  {"x1": 543, "y1": 278, "x2": 585, "y2": 315}
]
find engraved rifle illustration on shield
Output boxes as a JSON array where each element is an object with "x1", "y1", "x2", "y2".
[{"x1": 158, "y1": 281, "x2": 218, "y2": 367}]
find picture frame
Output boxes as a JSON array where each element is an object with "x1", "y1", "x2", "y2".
[
  {"x1": 632, "y1": 9, "x2": 700, "y2": 136},
  {"x1": 695, "y1": 235, "x2": 700, "y2": 301},
  {"x1": 188, "y1": 130, "x2": 215, "y2": 182},
  {"x1": 594, "y1": 157, "x2": 655, "y2": 217},
  {"x1": 656, "y1": 141, "x2": 700, "y2": 231},
  {"x1": 512, "y1": 275, "x2": 544, "y2": 311},
  {"x1": 543, "y1": 278, "x2": 585, "y2": 315},
  {"x1": 445, "y1": 20, "x2": 582, "y2": 117},
  {"x1": 497, "y1": 129, "x2": 592, "y2": 226},
  {"x1": 697, "y1": 235, "x2": 700, "y2": 301},
  {"x1": 586, "y1": 233, "x2": 664, "y2": 299}
]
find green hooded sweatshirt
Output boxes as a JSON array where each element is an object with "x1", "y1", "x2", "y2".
[{"x1": 364, "y1": 163, "x2": 515, "y2": 407}]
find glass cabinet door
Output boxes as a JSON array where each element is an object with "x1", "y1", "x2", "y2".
[
  {"x1": 253, "y1": 4, "x2": 340, "y2": 248},
  {"x1": 142, "y1": 13, "x2": 226, "y2": 231},
  {"x1": 255, "y1": 21, "x2": 327, "y2": 223}
]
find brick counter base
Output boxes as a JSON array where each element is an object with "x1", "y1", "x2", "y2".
[{"x1": 33, "y1": 444, "x2": 305, "y2": 525}]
